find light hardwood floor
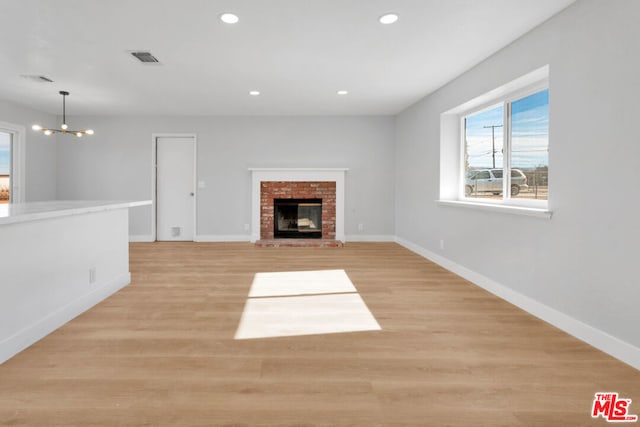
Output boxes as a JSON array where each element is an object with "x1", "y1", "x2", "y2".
[{"x1": 1, "y1": 242, "x2": 638, "y2": 426}]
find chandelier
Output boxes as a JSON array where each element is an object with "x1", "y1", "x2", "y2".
[{"x1": 32, "y1": 91, "x2": 94, "y2": 138}]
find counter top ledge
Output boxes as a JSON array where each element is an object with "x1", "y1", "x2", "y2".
[{"x1": 0, "y1": 200, "x2": 152, "y2": 226}]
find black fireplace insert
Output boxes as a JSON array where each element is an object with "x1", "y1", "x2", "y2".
[{"x1": 273, "y1": 198, "x2": 322, "y2": 239}]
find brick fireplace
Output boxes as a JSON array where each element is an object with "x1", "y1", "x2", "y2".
[
  {"x1": 260, "y1": 181, "x2": 336, "y2": 240},
  {"x1": 250, "y1": 168, "x2": 347, "y2": 246}
]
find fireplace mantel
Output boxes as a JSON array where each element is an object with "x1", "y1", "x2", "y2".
[{"x1": 249, "y1": 168, "x2": 348, "y2": 243}]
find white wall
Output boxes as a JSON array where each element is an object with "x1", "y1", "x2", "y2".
[
  {"x1": 0, "y1": 99, "x2": 57, "y2": 201},
  {"x1": 56, "y1": 116, "x2": 395, "y2": 240},
  {"x1": 395, "y1": 0, "x2": 640, "y2": 357}
]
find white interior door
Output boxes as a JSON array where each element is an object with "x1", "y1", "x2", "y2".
[{"x1": 156, "y1": 137, "x2": 195, "y2": 241}]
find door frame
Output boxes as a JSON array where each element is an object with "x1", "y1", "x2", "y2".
[
  {"x1": 0, "y1": 121, "x2": 26, "y2": 203},
  {"x1": 151, "y1": 133, "x2": 197, "y2": 242}
]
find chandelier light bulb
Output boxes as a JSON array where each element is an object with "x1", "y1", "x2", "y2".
[
  {"x1": 76, "y1": 132, "x2": 83, "y2": 137},
  {"x1": 61, "y1": 123, "x2": 68, "y2": 130},
  {"x1": 86, "y1": 129, "x2": 94, "y2": 135},
  {"x1": 44, "y1": 129, "x2": 53, "y2": 136},
  {"x1": 32, "y1": 124, "x2": 42, "y2": 131}
]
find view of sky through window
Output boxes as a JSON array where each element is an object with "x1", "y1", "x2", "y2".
[
  {"x1": 465, "y1": 90, "x2": 549, "y2": 170},
  {"x1": 464, "y1": 88, "x2": 549, "y2": 200},
  {"x1": 511, "y1": 89, "x2": 549, "y2": 168},
  {"x1": 465, "y1": 104, "x2": 504, "y2": 170}
]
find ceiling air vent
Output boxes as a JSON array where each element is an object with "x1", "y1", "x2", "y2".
[
  {"x1": 20, "y1": 75, "x2": 54, "y2": 83},
  {"x1": 130, "y1": 51, "x2": 160, "y2": 64}
]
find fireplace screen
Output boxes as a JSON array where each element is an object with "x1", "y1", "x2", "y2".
[{"x1": 274, "y1": 198, "x2": 322, "y2": 239}]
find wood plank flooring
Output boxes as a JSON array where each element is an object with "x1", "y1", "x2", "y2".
[{"x1": 1, "y1": 242, "x2": 638, "y2": 426}]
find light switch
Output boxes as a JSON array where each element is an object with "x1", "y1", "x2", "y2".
[{"x1": 198, "y1": 180, "x2": 206, "y2": 189}]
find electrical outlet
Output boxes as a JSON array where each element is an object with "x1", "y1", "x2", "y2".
[
  {"x1": 358, "y1": 223, "x2": 364, "y2": 231},
  {"x1": 89, "y1": 267, "x2": 97, "y2": 284},
  {"x1": 439, "y1": 239, "x2": 445, "y2": 250},
  {"x1": 244, "y1": 223, "x2": 250, "y2": 232}
]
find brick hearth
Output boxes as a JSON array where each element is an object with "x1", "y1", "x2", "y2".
[
  {"x1": 260, "y1": 181, "x2": 336, "y2": 242},
  {"x1": 255, "y1": 239, "x2": 344, "y2": 248}
]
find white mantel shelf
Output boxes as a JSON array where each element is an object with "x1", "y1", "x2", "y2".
[
  {"x1": 248, "y1": 168, "x2": 349, "y2": 171},
  {"x1": 0, "y1": 200, "x2": 152, "y2": 226},
  {"x1": 249, "y1": 168, "x2": 347, "y2": 243}
]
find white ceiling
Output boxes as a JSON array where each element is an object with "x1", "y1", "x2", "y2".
[{"x1": 0, "y1": 0, "x2": 575, "y2": 116}]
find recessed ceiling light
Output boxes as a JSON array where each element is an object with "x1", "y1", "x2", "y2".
[
  {"x1": 220, "y1": 13, "x2": 239, "y2": 24},
  {"x1": 337, "y1": 90, "x2": 349, "y2": 96},
  {"x1": 249, "y1": 90, "x2": 260, "y2": 96},
  {"x1": 379, "y1": 13, "x2": 399, "y2": 24}
]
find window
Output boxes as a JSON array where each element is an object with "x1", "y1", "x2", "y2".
[
  {"x1": 462, "y1": 84, "x2": 549, "y2": 207},
  {"x1": 0, "y1": 131, "x2": 11, "y2": 204},
  {"x1": 510, "y1": 90, "x2": 549, "y2": 201},
  {"x1": 462, "y1": 85, "x2": 548, "y2": 207},
  {"x1": 0, "y1": 121, "x2": 25, "y2": 204},
  {"x1": 439, "y1": 66, "x2": 550, "y2": 217}
]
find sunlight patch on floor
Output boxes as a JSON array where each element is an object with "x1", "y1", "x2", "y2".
[
  {"x1": 248, "y1": 269, "x2": 356, "y2": 297},
  {"x1": 234, "y1": 269, "x2": 381, "y2": 340}
]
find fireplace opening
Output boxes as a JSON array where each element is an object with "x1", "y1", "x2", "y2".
[{"x1": 274, "y1": 198, "x2": 322, "y2": 239}]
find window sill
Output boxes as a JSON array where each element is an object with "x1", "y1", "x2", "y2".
[{"x1": 436, "y1": 200, "x2": 552, "y2": 219}]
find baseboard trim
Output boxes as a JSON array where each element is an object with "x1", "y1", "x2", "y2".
[
  {"x1": 0, "y1": 273, "x2": 131, "y2": 365},
  {"x1": 345, "y1": 234, "x2": 396, "y2": 242},
  {"x1": 195, "y1": 235, "x2": 252, "y2": 242},
  {"x1": 133, "y1": 234, "x2": 395, "y2": 243},
  {"x1": 395, "y1": 236, "x2": 640, "y2": 371},
  {"x1": 129, "y1": 234, "x2": 154, "y2": 242}
]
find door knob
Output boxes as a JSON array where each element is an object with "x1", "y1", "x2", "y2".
[{"x1": 190, "y1": 192, "x2": 194, "y2": 196}]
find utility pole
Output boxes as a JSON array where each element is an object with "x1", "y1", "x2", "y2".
[{"x1": 483, "y1": 124, "x2": 503, "y2": 168}]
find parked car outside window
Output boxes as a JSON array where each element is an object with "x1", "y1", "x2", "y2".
[{"x1": 465, "y1": 168, "x2": 528, "y2": 197}]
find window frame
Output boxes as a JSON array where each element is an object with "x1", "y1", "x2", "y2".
[
  {"x1": 0, "y1": 121, "x2": 25, "y2": 203},
  {"x1": 459, "y1": 79, "x2": 549, "y2": 210}
]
